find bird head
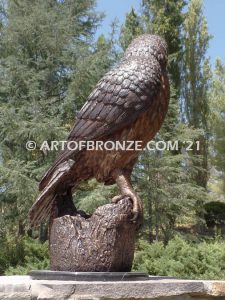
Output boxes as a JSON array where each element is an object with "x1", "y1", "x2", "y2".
[{"x1": 124, "y1": 34, "x2": 168, "y2": 70}]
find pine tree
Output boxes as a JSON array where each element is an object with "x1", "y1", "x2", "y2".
[
  {"x1": 209, "y1": 59, "x2": 225, "y2": 195},
  {"x1": 121, "y1": 0, "x2": 209, "y2": 242},
  {"x1": 182, "y1": 0, "x2": 211, "y2": 188},
  {"x1": 64, "y1": 33, "x2": 117, "y2": 123},
  {"x1": 133, "y1": 0, "x2": 185, "y2": 242},
  {"x1": 119, "y1": 8, "x2": 143, "y2": 51},
  {"x1": 0, "y1": 0, "x2": 103, "y2": 233},
  {"x1": 142, "y1": 0, "x2": 186, "y2": 91}
]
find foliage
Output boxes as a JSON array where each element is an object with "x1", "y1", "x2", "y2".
[
  {"x1": 0, "y1": 235, "x2": 49, "y2": 275},
  {"x1": 181, "y1": 0, "x2": 211, "y2": 188},
  {"x1": 75, "y1": 179, "x2": 116, "y2": 214},
  {"x1": 0, "y1": 0, "x2": 114, "y2": 233},
  {"x1": 119, "y1": 8, "x2": 143, "y2": 50},
  {"x1": 122, "y1": 0, "x2": 209, "y2": 243},
  {"x1": 134, "y1": 132, "x2": 207, "y2": 243},
  {"x1": 133, "y1": 236, "x2": 225, "y2": 280},
  {"x1": 182, "y1": 0, "x2": 211, "y2": 129},
  {"x1": 209, "y1": 59, "x2": 225, "y2": 189},
  {"x1": 142, "y1": 0, "x2": 186, "y2": 91}
]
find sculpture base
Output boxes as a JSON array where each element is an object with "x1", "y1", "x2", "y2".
[
  {"x1": 2, "y1": 275, "x2": 225, "y2": 299},
  {"x1": 49, "y1": 198, "x2": 140, "y2": 272},
  {"x1": 29, "y1": 270, "x2": 150, "y2": 281}
]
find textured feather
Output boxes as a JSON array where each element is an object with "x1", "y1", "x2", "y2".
[{"x1": 39, "y1": 57, "x2": 161, "y2": 190}]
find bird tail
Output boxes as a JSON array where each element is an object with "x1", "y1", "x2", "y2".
[
  {"x1": 29, "y1": 159, "x2": 75, "y2": 227},
  {"x1": 39, "y1": 153, "x2": 72, "y2": 191}
]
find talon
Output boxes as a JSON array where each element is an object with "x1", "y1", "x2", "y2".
[
  {"x1": 130, "y1": 211, "x2": 138, "y2": 223},
  {"x1": 112, "y1": 193, "x2": 143, "y2": 223},
  {"x1": 128, "y1": 194, "x2": 143, "y2": 223},
  {"x1": 111, "y1": 169, "x2": 143, "y2": 225},
  {"x1": 111, "y1": 195, "x2": 124, "y2": 204}
]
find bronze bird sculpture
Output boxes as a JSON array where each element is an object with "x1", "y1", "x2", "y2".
[{"x1": 29, "y1": 34, "x2": 169, "y2": 227}]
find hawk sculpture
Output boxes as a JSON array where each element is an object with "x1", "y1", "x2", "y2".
[{"x1": 29, "y1": 34, "x2": 169, "y2": 227}]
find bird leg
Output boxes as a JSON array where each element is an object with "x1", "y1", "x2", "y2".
[{"x1": 111, "y1": 169, "x2": 143, "y2": 223}]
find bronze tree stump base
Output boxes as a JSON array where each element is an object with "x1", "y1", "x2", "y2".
[{"x1": 49, "y1": 198, "x2": 140, "y2": 272}]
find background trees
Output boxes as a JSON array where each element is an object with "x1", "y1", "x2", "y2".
[
  {"x1": 208, "y1": 59, "x2": 225, "y2": 201},
  {"x1": 181, "y1": 0, "x2": 211, "y2": 188},
  {"x1": 0, "y1": 0, "x2": 224, "y2": 278},
  {"x1": 0, "y1": 0, "x2": 111, "y2": 233},
  {"x1": 119, "y1": 0, "x2": 208, "y2": 243}
]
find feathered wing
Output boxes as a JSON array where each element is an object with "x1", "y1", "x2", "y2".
[
  {"x1": 39, "y1": 58, "x2": 161, "y2": 189},
  {"x1": 29, "y1": 57, "x2": 162, "y2": 226}
]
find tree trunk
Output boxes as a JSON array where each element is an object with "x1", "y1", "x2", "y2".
[
  {"x1": 17, "y1": 219, "x2": 25, "y2": 236},
  {"x1": 49, "y1": 197, "x2": 140, "y2": 272},
  {"x1": 39, "y1": 223, "x2": 48, "y2": 243}
]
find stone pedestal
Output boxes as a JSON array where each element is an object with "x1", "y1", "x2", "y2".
[{"x1": 1, "y1": 275, "x2": 225, "y2": 299}]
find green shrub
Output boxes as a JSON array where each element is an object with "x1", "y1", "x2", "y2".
[
  {"x1": 0, "y1": 235, "x2": 49, "y2": 275},
  {"x1": 133, "y1": 236, "x2": 225, "y2": 280}
]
